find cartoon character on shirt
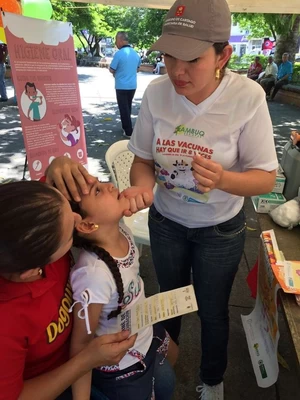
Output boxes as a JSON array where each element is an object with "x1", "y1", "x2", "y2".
[
  {"x1": 157, "y1": 159, "x2": 196, "y2": 190},
  {"x1": 58, "y1": 114, "x2": 81, "y2": 147},
  {"x1": 155, "y1": 159, "x2": 210, "y2": 203},
  {"x1": 170, "y1": 159, "x2": 193, "y2": 187},
  {"x1": 25, "y1": 82, "x2": 43, "y2": 121}
]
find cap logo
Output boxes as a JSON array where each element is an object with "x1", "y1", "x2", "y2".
[{"x1": 175, "y1": 6, "x2": 185, "y2": 16}]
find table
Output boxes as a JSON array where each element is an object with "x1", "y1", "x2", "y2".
[{"x1": 258, "y1": 214, "x2": 300, "y2": 373}]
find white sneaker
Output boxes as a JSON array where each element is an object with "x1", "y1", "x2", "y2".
[{"x1": 198, "y1": 382, "x2": 224, "y2": 400}]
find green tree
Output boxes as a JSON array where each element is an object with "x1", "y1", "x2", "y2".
[
  {"x1": 51, "y1": 3, "x2": 167, "y2": 55},
  {"x1": 105, "y1": 7, "x2": 167, "y2": 49},
  {"x1": 51, "y1": 1, "x2": 115, "y2": 56},
  {"x1": 233, "y1": 13, "x2": 300, "y2": 64}
]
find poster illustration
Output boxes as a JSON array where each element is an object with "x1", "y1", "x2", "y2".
[{"x1": 3, "y1": 12, "x2": 87, "y2": 179}]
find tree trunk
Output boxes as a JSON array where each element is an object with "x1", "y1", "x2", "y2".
[
  {"x1": 275, "y1": 15, "x2": 300, "y2": 64},
  {"x1": 75, "y1": 33, "x2": 88, "y2": 54},
  {"x1": 91, "y1": 38, "x2": 102, "y2": 57}
]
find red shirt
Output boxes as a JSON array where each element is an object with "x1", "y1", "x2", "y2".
[
  {"x1": 248, "y1": 62, "x2": 263, "y2": 74},
  {"x1": 0, "y1": 254, "x2": 73, "y2": 400}
]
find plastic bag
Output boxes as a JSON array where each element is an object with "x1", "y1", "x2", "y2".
[{"x1": 269, "y1": 197, "x2": 300, "y2": 229}]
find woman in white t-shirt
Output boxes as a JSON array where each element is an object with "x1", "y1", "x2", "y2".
[
  {"x1": 69, "y1": 181, "x2": 178, "y2": 400},
  {"x1": 44, "y1": 1, "x2": 277, "y2": 399},
  {"x1": 123, "y1": 1, "x2": 278, "y2": 399}
]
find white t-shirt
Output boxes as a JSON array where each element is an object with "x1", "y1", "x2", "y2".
[
  {"x1": 264, "y1": 62, "x2": 278, "y2": 78},
  {"x1": 128, "y1": 70, "x2": 278, "y2": 228},
  {"x1": 70, "y1": 225, "x2": 153, "y2": 371}
]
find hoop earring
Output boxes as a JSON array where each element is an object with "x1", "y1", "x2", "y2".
[{"x1": 215, "y1": 68, "x2": 221, "y2": 80}]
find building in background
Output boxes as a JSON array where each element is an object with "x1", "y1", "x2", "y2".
[
  {"x1": 100, "y1": 37, "x2": 115, "y2": 57},
  {"x1": 229, "y1": 22, "x2": 275, "y2": 57},
  {"x1": 229, "y1": 22, "x2": 249, "y2": 56}
]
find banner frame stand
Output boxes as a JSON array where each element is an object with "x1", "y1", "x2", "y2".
[{"x1": 22, "y1": 155, "x2": 28, "y2": 180}]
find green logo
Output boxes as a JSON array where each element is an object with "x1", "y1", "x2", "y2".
[
  {"x1": 174, "y1": 124, "x2": 205, "y2": 138},
  {"x1": 258, "y1": 360, "x2": 268, "y2": 379}
]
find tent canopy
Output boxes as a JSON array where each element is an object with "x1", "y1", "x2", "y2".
[{"x1": 69, "y1": 0, "x2": 300, "y2": 14}]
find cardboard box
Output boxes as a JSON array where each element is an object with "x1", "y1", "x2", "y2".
[
  {"x1": 272, "y1": 166, "x2": 286, "y2": 194},
  {"x1": 251, "y1": 193, "x2": 286, "y2": 214}
]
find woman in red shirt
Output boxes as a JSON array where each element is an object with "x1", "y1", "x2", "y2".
[
  {"x1": 0, "y1": 181, "x2": 136, "y2": 400},
  {"x1": 247, "y1": 56, "x2": 263, "y2": 80}
]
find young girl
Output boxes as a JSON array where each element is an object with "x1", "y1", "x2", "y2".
[{"x1": 69, "y1": 180, "x2": 178, "y2": 400}]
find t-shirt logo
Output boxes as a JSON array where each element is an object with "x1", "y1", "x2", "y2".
[
  {"x1": 46, "y1": 282, "x2": 73, "y2": 344},
  {"x1": 174, "y1": 124, "x2": 205, "y2": 138},
  {"x1": 175, "y1": 6, "x2": 185, "y2": 16}
]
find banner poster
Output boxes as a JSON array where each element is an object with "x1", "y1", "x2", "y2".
[
  {"x1": 241, "y1": 233, "x2": 280, "y2": 388},
  {"x1": 3, "y1": 12, "x2": 87, "y2": 179}
]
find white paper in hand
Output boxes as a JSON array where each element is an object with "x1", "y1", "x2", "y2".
[{"x1": 118, "y1": 285, "x2": 198, "y2": 335}]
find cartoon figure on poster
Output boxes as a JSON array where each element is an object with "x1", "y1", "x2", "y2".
[
  {"x1": 26, "y1": 82, "x2": 43, "y2": 121},
  {"x1": 58, "y1": 114, "x2": 81, "y2": 147},
  {"x1": 20, "y1": 82, "x2": 46, "y2": 121}
]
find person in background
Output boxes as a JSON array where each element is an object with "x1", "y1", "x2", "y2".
[
  {"x1": 247, "y1": 56, "x2": 263, "y2": 80},
  {"x1": 0, "y1": 42, "x2": 8, "y2": 102},
  {"x1": 153, "y1": 53, "x2": 162, "y2": 71},
  {"x1": 267, "y1": 52, "x2": 293, "y2": 101},
  {"x1": 153, "y1": 55, "x2": 165, "y2": 75},
  {"x1": 109, "y1": 31, "x2": 141, "y2": 138},
  {"x1": 257, "y1": 56, "x2": 278, "y2": 95}
]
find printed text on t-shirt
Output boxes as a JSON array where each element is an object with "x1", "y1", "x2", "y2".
[
  {"x1": 46, "y1": 282, "x2": 72, "y2": 343},
  {"x1": 156, "y1": 138, "x2": 213, "y2": 159}
]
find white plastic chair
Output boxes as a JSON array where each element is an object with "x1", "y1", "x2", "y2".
[{"x1": 105, "y1": 140, "x2": 150, "y2": 251}]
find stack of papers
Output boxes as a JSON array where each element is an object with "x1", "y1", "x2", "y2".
[{"x1": 262, "y1": 230, "x2": 300, "y2": 294}]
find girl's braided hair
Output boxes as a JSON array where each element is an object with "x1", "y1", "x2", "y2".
[{"x1": 71, "y1": 202, "x2": 124, "y2": 320}]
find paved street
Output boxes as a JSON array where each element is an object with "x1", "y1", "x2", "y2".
[
  {"x1": 0, "y1": 67, "x2": 158, "y2": 180},
  {"x1": 1, "y1": 67, "x2": 300, "y2": 180},
  {"x1": 1, "y1": 67, "x2": 300, "y2": 399}
]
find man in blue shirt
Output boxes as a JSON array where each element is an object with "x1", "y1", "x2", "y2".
[
  {"x1": 268, "y1": 52, "x2": 293, "y2": 101},
  {"x1": 109, "y1": 32, "x2": 141, "y2": 137}
]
